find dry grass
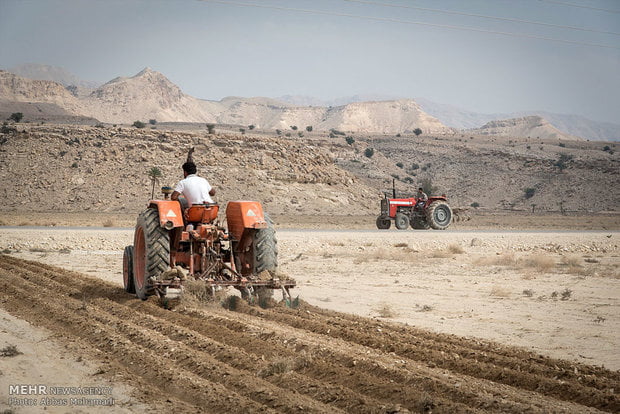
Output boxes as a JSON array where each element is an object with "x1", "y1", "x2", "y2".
[
  {"x1": 258, "y1": 358, "x2": 294, "y2": 377},
  {"x1": 430, "y1": 249, "x2": 451, "y2": 258},
  {"x1": 561, "y1": 255, "x2": 582, "y2": 268},
  {"x1": 430, "y1": 243, "x2": 465, "y2": 258},
  {"x1": 354, "y1": 247, "x2": 418, "y2": 264},
  {"x1": 374, "y1": 303, "x2": 397, "y2": 318},
  {"x1": 447, "y1": 243, "x2": 465, "y2": 254},
  {"x1": 475, "y1": 252, "x2": 516, "y2": 266},
  {"x1": 102, "y1": 219, "x2": 115, "y2": 227},
  {"x1": 0, "y1": 344, "x2": 21, "y2": 357},
  {"x1": 417, "y1": 304, "x2": 434, "y2": 312},
  {"x1": 490, "y1": 286, "x2": 511, "y2": 297},
  {"x1": 518, "y1": 254, "x2": 555, "y2": 272},
  {"x1": 393, "y1": 242, "x2": 408, "y2": 248}
]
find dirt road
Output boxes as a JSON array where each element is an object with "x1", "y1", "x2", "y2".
[{"x1": 0, "y1": 254, "x2": 618, "y2": 413}]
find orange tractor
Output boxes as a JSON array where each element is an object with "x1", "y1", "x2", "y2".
[{"x1": 122, "y1": 187, "x2": 295, "y2": 304}]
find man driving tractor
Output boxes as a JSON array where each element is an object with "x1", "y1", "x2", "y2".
[{"x1": 171, "y1": 148, "x2": 216, "y2": 207}]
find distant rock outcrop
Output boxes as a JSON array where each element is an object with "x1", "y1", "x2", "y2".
[
  {"x1": 470, "y1": 116, "x2": 582, "y2": 141},
  {"x1": 9, "y1": 63, "x2": 100, "y2": 89},
  {"x1": 0, "y1": 68, "x2": 449, "y2": 133},
  {"x1": 82, "y1": 68, "x2": 222, "y2": 123}
]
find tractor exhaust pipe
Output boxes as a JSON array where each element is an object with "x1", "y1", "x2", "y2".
[{"x1": 392, "y1": 178, "x2": 396, "y2": 199}]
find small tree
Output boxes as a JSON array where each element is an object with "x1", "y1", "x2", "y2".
[
  {"x1": 306, "y1": 125, "x2": 313, "y2": 132},
  {"x1": 554, "y1": 154, "x2": 573, "y2": 171},
  {"x1": 419, "y1": 177, "x2": 437, "y2": 196},
  {"x1": 364, "y1": 148, "x2": 374, "y2": 158},
  {"x1": 9, "y1": 112, "x2": 23, "y2": 123},
  {"x1": 471, "y1": 202, "x2": 480, "y2": 208},
  {"x1": 275, "y1": 129, "x2": 282, "y2": 136},
  {"x1": 345, "y1": 136, "x2": 355, "y2": 145},
  {"x1": 149, "y1": 119, "x2": 157, "y2": 125},
  {"x1": 413, "y1": 128, "x2": 422, "y2": 136},
  {"x1": 133, "y1": 120, "x2": 146, "y2": 129},
  {"x1": 148, "y1": 167, "x2": 162, "y2": 199},
  {"x1": 524, "y1": 187, "x2": 536, "y2": 199},
  {"x1": 290, "y1": 125, "x2": 298, "y2": 131},
  {"x1": 248, "y1": 124, "x2": 255, "y2": 130},
  {"x1": 239, "y1": 128, "x2": 246, "y2": 134},
  {"x1": 206, "y1": 124, "x2": 215, "y2": 134}
]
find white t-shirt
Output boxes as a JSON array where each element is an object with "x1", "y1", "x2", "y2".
[{"x1": 174, "y1": 174, "x2": 214, "y2": 205}]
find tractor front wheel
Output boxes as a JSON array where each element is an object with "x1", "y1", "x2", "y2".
[
  {"x1": 376, "y1": 216, "x2": 391, "y2": 230},
  {"x1": 427, "y1": 201, "x2": 453, "y2": 230},
  {"x1": 122, "y1": 245, "x2": 135, "y2": 293},
  {"x1": 395, "y1": 212, "x2": 409, "y2": 230},
  {"x1": 133, "y1": 208, "x2": 170, "y2": 300}
]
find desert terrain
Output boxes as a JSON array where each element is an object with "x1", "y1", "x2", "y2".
[
  {"x1": 0, "y1": 222, "x2": 618, "y2": 413},
  {"x1": 0, "y1": 91, "x2": 618, "y2": 411}
]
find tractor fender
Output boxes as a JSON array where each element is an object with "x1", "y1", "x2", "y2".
[
  {"x1": 226, "y1": 201, "x2": 267, "y2": 241},
  {"x1": 148, "y1": 200, "x2": 184, "y2": 229}
]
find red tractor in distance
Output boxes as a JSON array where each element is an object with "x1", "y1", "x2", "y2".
[{"x1": 376, "y1": 180, "x2": 453, "y2": 230}]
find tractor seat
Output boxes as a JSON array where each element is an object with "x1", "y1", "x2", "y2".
[{"x1": 185, "y1": 203, "x2": 219, "y2": 224}]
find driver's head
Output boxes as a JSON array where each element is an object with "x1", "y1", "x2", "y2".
[
  {"x1": 182, "y1": 161, "x2": 197, "y2": 176},
  {"x1": 418, "y1": 187, "x2": 424, "y2": 192}
]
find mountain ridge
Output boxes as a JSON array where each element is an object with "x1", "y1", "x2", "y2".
[{"x1": 1, "y1": 64, "x2": 616, "y2": 140}]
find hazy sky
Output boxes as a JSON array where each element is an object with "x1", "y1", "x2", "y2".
[{"x1": 0, "y1": 0, "x2": 619, "y2": 122}]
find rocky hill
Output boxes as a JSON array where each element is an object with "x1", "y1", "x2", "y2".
[
  {"x1": 0, "y1": 69, "x2": 450, "y2": 134},
  {"x1": 415, "y1": 97, "x2": 620, "y2": 142},
  {"x1": 0, "y1": 124, "x2": 378, "y2": 216},
  {"x1": 468, "y1": 116, "x2": 581, "y2": 141},
  {"x1": 0, "y1": 124, "x2": 617, "y2": 217}
]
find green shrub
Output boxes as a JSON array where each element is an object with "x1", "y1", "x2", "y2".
[
  {"x1": 413, "y1": 128, "x2": 422, "y2": 136},
  {"x1": 420, "y1": 177, "x2": 436, "y2": 196},
  {"x1": 554, "y1": 154, "x2": 573, "y2": 171},
  {"x1": 133, "y1": 120, "x2": 146, "y2": 129},
  {"x1": 364, "y1": 148, "x2": 374, "y2": 158},
  {"x1": 396, "y1": 162, "x2": 404, "y2": 168},
  {"x1": 206, "y1": 124, "x2": 215, "y2": 134},
  {"x1": 248, "y1": 124, "x2": 255, "y2": 130},
  {"x1": 471, "y1": 202, "x2": 480, "y2": 208},
  {"x1": 524, "y1": 187, "x2": 536, "y2": 199},
  {"x1": 306, "y1": 125, "x2": 313, "y2": 132},
  {"x1": 345, "y1": 136, "x2": 355, "y2": 145},
  {"x1": 9, "y1": 112, "x2": 23, "y2": 122},
  {"x1": 149, "y1": 119, "x2": 157, "y2": 125}
]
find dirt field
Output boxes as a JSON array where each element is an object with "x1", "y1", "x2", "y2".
[
  {"x1": 0, "y1": 253, "x2": 618, "y2": 413},
  {"x1": 0, "y1": 226, "x2": 618, "y2": 413}
]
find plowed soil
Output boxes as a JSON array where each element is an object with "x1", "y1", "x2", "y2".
[{"x1": 0, "y1": 254, "x2": 618, "y2": 413}]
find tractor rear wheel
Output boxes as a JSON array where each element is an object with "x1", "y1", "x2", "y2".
[
  {"x1": 122, "y1": 245, "x2": 135, "y2": 293},
  {"x1": 253, "y1": 214, "x2": 278, "y2": 301},
  {"x1": 376, "y1": 216, "x2": 391, "y2": 230},
  {"x1": 133, "y1": 208, "x2": 170, "y2": 300},
  {"x1": 426, "y1": 201, "x2": 452, "y2": 230},
  {"x1": 395, "y1": 212, "x2": 409, "y2": 230}
]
